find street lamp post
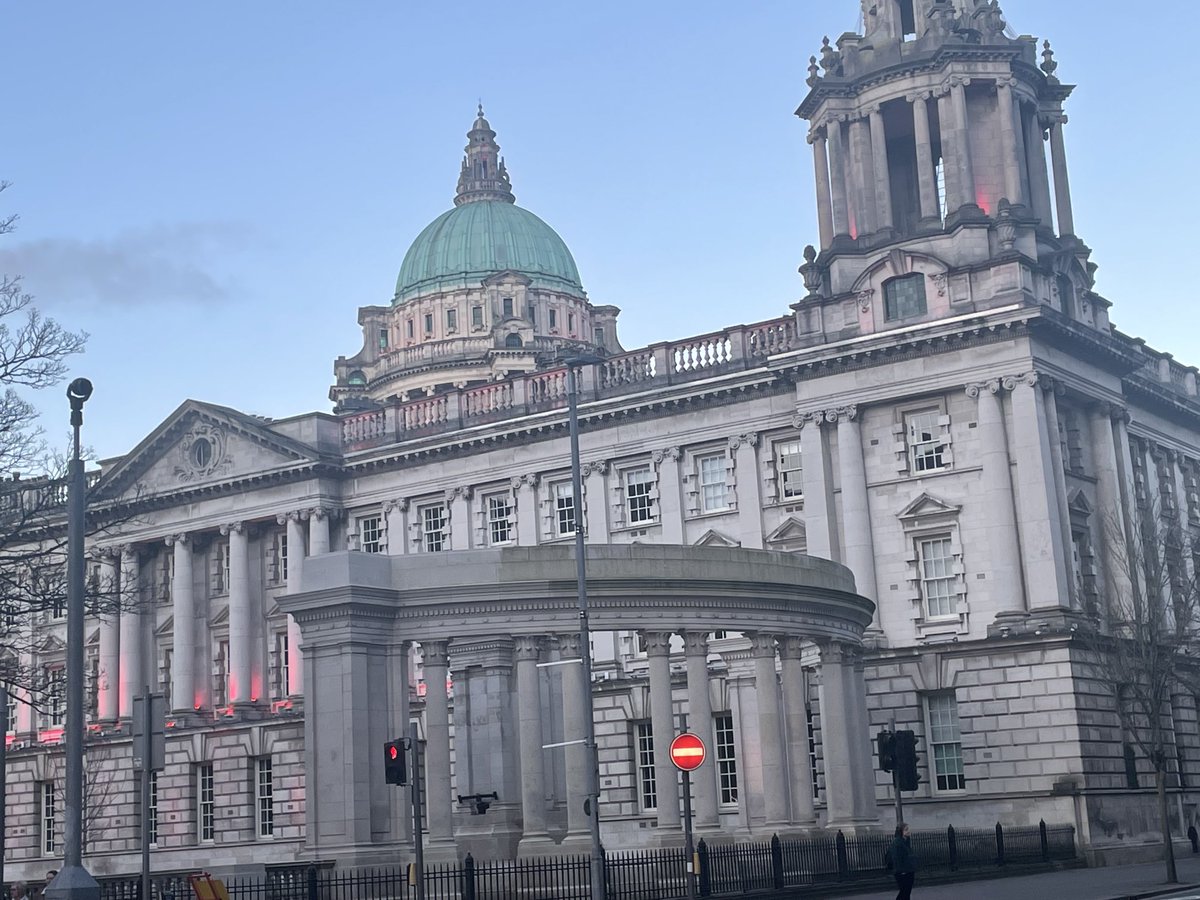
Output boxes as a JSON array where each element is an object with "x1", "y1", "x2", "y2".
[
  {"x1": 47, "y1": 377, "x2": 99, "y2": 900},
  {"x1": 564, "y1": 358, "x2": 606, "y2": 900}
]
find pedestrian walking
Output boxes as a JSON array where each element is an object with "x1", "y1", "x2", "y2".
[
  {"x1": 889, "y1": 822, "x2": 918, "y2": 900},
  {"x1": 11, "y1": 882, "x2": 31, "y2": 900}
]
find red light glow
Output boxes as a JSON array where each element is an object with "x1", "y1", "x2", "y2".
[{"x1": 38, "y1": 728, "x2": 65, "y2": 744}]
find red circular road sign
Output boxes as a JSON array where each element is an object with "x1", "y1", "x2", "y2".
[{"x1": 669, "y1": 732, "x2": 707, "y2": 771}]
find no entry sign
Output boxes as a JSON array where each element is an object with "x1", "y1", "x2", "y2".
[{"x1": 669, "y1": 732, "x2": 707, "y2": 771}]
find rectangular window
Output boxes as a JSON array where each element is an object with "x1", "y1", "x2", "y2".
[
  {"x1": 160, "y1": 647, "x2": 173, "y2": 704},
  {"x1": 635, "y1": 722, "x2": 657, "y2": 811},
  {"x1": 420, "y1": 504, "x2": 447, "y2": 553},
  {"x1": 156, "y1": 551, "x2": 173, "y2": 604},
  {"x1": 198, "y1": 763, "x2": 215, "y2": 842},
  {"x1": 918, "y1": 536, "x2": 957, "y2": 619},
  {"x1": 269, "y1": 529, "x2": 288, "y2": 584},
  {"x1": 714, "y1": 713, "x2": 739, "y2": 805},
  {"x1": 256, "y1": 757, "x2": 275, "y2": 837},
  {"x1": 358, "y1": 515, "x2": 382, "y2": 553},
  {"x1": 906, "y1": 410, "x2": 947, "y2": 473},
  {"x1": 423, "y1": 313, "x2": 434, "y2": 335},
  {"x1": 1057, "y1": 408, "x2": 1083, "y2": 474},
  {"x1": 214, "y1": 640, "x2": 230, "y2": 708},
  {"x1": 487, "y1": 494, "x2": 513, "y2": 545},
  {"x1": 274, "y1": 631, "x2": 290, "y2": 700},
  {"x1": 46, "y1": 667, "x2": 65, "y2": 727},
  {"x1": 446, "y1": 308, "x2": 458, "y2": 331},
  {"x1": 41, "y1": 780, "x2": 56, "y2": 855},
  {"x1": 698, "y1": 453, "x2": 728, "y2": 513},
  {"x1": 1185, "y1": 465, "x2": 1200, "y2": 524},
  {"x1": 147, "y1": 770, "x2": 159, "y2": 847},
  {"x1": 593, "y1": 326, "x2": 605, "y2": 345},
  {"x1": 555, "y1": 482, "x2": 577, "y2": 537},
  {"x1": 212, "y1": 541, "x2": 230, "y2": 595},
  {"x1": 884, "y1": 274, "x2": 928, "y2": 320},
  {"x1": 527, "y1": 305, "x2": 537, "y2": 327},
  {"x1": 624, "y1": 467, "x2": 656, "y2": 524},
  {"x1": 775, "y1": 439, "x2": 803, "y2": 499},
  {"x1": 471, "y1": 306, "x2": 483, "y2": 328},
  {"x1": 6, "y1": 695, "x2": 17, "y2": 733},
  {"x1": 502, "y1": 297, "x2": 514, "y2": 317},
  {"x1": 568, "y1": 313, "x2": 575, "y2": 333},
  {"x1": 807, "y1": 706, "x2": 820, "y2": 800},
  {"x1": 378, "y1": 328, "x2": 389, "y2": 350},
  {"x1": 549, "y1": 309, "x2": 558, "y2": 329},
  {"x1": 406, "y1": 319, "x2": 415, "y2": 339},
  {"x1": 928, "y1": 693, "x2": 966, "y2": 791}
]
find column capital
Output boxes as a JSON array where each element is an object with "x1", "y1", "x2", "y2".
[
  {"x1": 652, "y1": 446, "x2": 681, "y2": 465},
  {"x1": 749, "y1": 632, "x2": 778, "y2": 659},
  {"x1": 905, "y1": 90, "x2": 932, "y2": 103},
  {"x1": 164, "y1": 533, "x2": 191, "y2": 548},
  {"x1": 827, "y1": 404, "x2": 859, "y2": 424},
  {"x1": 727, "y1": 432, "x2": 759, "y2": 452},
  {"x1": 806, "y1": 128, "x2": 826, "y2": 146},
  {"x1": 304, "y1": 505, "x2": 341, "y2": 522},
  {"x1": 219, "y1": 521, "x2": 245, "y2": 537},
  {"x1": 444, "y1": 485, "x2": 473, "y2": 504},
  {"x1": 511, "y1": 473, "x2": 540, "y2": 491},
  {"x1": 680, "y1": 631, "x2": 709, "y2": 657},
  {"x1": 556, "y1": 633, "x2": 582, "y2": 658},
  {"x1": 778, "y1": 635, "x2": 807, "y2": 660},
  {"x1": 1107, "y1": 403, "x2": 1131, "y2": 425},
  {"x1": 513, "y1": 635, "x2": 543, "y2": 661},
  {"x1": 1001, "y1": 370, "x2": 1043, "y2": 391},
  {"x1": 581, "y1": 459, "x2": 609, "y2": 477},
  {"x1": 421, "y1": 640, "x2": 450, "y2": 667},
  {"x1": 965, "y1": 378, "x2": 1003, "y2": 399},
  {"x1": 383, "y1": 497, "x2": 409, "y2": 513},
  {"x1": 641, "y1": 630, "x2": 674, "y2": 658},
  {"x1": 817, "y1": 639, "x2": 861, "y2": 666},
  {"x1": 275, "y1": 510, "x2": 305, "y2": 525}
]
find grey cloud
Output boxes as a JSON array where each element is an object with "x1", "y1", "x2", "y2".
[{"x1": 0, "y1": 222, "x2": 254, "y2": 308}]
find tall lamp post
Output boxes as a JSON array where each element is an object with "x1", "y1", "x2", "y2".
[
  {"x1": 47, "y1": 378, "x2": 99, "y2": 900},
  {"x1": 564, "y1": 357, "x2": 606, "y2": 900}
]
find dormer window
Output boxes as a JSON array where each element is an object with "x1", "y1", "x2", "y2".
[{"x1": 884, "y1": 274, "x2": 927, "y2": 321}]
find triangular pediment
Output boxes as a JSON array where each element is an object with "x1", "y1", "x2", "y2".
[
  {"x1": 1067, "y1": 489, "x2": 1092, "y2": 514},
  {"x1": 481, "y1": 270, "x2": 533, "y2": 288},
  {"x1": 94, "y1": 400, "x2": 328, "y2": 500},
  {"x1": 693, "y1": 529, "x2": 741, "y2": 548},
  {"x1": 38, "y1": 634, "x2": 66, "y2": 654},
  {"x1": 898, "y1": 492, "x2": 961, "y2": 522},
  {"x1": 154, "y1": 615, "x2": 174, "y2": 637},
  {"x1": 86, "y1": 627, "x2": 100, "y2": 647},
  {"x1": 766, "y1": 517, "x2": 807, "y2": 544}
]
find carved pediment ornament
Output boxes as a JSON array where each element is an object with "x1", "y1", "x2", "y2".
[{"x1": 173, "y1": 423, "x2": 233, "y2": 483}]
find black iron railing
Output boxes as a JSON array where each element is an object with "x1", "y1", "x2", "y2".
[{"x1": 91, "y1": 820, "x2": 1075, "y2": 900}]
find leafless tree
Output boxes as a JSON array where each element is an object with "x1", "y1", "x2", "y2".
[{"x1": 1082, "y1": 497, "x2": 1200, "y2": 885}]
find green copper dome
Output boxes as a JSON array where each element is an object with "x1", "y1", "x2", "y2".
[
  {"x1": 394, "y1": 200, "x2": 583, "y2": 303},
  {"x1": 394, "y1": 107, "x2": 584, "y2": 304}
]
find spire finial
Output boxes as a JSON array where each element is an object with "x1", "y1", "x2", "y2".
[{"x1": 455, "y1": 107, "x2": 515, "y2": 206}]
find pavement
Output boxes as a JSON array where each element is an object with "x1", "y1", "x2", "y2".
[{"x1": 833, "y1": 854, "x2": 1200, "y2": 900}]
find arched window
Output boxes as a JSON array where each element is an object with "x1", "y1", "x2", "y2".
[
  {"x1": 883, "y1": 274, "x2": 927, "y2": 321},
  {"x1": 348, "y1": 370, "x2": 367, "y2": 386},
  {"x1": 504, "y1": 334, "x2": 523, "y2": 349}
]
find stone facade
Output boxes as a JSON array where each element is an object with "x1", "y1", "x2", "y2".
[{"x1": 4, "y1": 0, "x2": 1200, "y2": 880}]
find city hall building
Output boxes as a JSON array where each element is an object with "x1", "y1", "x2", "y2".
[{"x1": 5, "y1": 0, "x2": 1200, "y2": 878}]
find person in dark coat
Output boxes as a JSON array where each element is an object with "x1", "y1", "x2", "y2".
[{"x1": 889, "y1": 822, "x2": 917, "y2": 900}]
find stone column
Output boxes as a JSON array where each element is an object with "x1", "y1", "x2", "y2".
[
  {"x1": 798, "y1": 414, "x2": 834, "y2": 559},
  {"x1": 996, "y1": 79, "x2": 1023, "y2": 205},
  {"x1": 935, "y1": 89, "x2": 961, "y2": 212},
  {"x1": 1091, "y1": 404, "x2": 1132, "y2": 607},
  {"x1": 826, "y1": 118, "x2": 851, "y2": 238},
  {"x1": 644, "y1": 631, "x2": 681, "y2": 831},
  {"x1": 950, "y1": 79, "x2": 976, "y2": 211},
  {"x1": 583, "y1": 461, "x2": 609, "y2": 543},
  {"x1": 849, "y1": 117, "x2": 877, "y2": 235},
  {"x1": 818, "y1": 640, "x2": 876, "y2": 829},
  {"x1": 447, "y1": 487, "x2": 472, "y2": 550},
  {"x1": 868, "y1": 106, "x2": 893, "y2": 233},
  {"x1": 1024, "y1": 107, "x2": 1054, "y2": 227},
  {"x1": 682, "y1": 632, "x2": 719, "y2": 830},
  {"x1": 513, "y1": 475, "x2": 540, "y2": 546},
  {"x1": 558, "y1": 633, "x2": 593, "y2": 840},
  {"x1": 97, "y1": 550, "x2": 120, "y2": 722},
  {"x1": 810, "y1": 129, "x2": 835, "y2": 249},
  {"x1": 117, "y1": 545, "x2": 142, "y2": 718},
  {"x1": 283, "y1": 511, "x2": 307, "y2": 695},
  {"x1": 514, "y1": 636, "x2": 552, "y2": 853},
  {"x1": 222, "y1": 522, "x2": 254, "y2": 704},
  {"x1": 1047, "y1": 115, "x2": 1075, "y2": 236},
  {"x1": 834, "y1": 407, "x2": 880, "y2": 628},
  {"x1": 384, "y1": 498, "x2": 407, "y2": 555},
  {"x1": 653, "y1": 448, "x2": 685, "y2": 543},
  {"x1": 779, "y1": 637, "x2": 816, "y2": 826},
  {"x1": 422, "y1": 640, "x2": 455, "y2": 848},
  {"x1": 1007, "y1": 372, "x2": 1072, "y2": 609},
  {"x1": 751, "y1": 634, "x2": 789, "y2": 829},
  {"x1": 308, "y1": 506, "x2": 333, "y2": 556},
  {"x1": 167, "y1": 534, "x2": 194, "y2": 712},
  {"x1": 910, "y1": 92, "x2": 940, "y2": 224},
  {"x1": 967, "y1": 380, "x2": 1025, "y2": 613},
  {"x1": 730, "y1": 433, "x2": 763, "y2": 549},
  {"x1": 1042, "y1": 383, "x2": 1078, "y2": 608}
]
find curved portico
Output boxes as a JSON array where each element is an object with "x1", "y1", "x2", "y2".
[{"x1": 280, "y1": 544, "x2": 878, "y2": 863}]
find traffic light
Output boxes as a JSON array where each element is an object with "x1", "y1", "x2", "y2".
[
  {"x1": 876, "y1": 730, "x2": 896, "y2": 773},
  {"x1": 894, "y1": 730, "x2": 920, "y2": 792},
  {"x1": 384, "y1": 739, "x2": 407, "y2": 785}
]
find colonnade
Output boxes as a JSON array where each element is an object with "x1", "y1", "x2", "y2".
[{"x1": 808, "y1": 76, "x2": 1075, "y2": 246}]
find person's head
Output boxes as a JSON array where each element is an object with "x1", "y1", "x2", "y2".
[
  {"x1": 895, "y1": 822, "x2": 910, "y2": 838},
  {"x1": 45, "y1": 871, "x2": 58, "y2": 884},
  {"x1": 13, "y1": 881, "x2": 28, "y2": 898}
]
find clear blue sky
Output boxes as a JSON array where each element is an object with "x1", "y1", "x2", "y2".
[{"x1": 3, "y1": 1, "x2": 1195, "y2": 461}]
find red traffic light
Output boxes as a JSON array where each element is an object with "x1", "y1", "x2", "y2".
[
  {"x1": 384, "y1": 739, "x2": 407, "y2": 785},
  {"x1": 389, "y1": 745, "x2": 399, "y2": 761},
  {"x1": 669, "y1": 732, "x2": 707, "y2": 772}
]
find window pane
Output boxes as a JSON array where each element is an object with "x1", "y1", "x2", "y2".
[
  {"x1": 699, "y1": 455, "x2": 727, "y2": 512},
  {"x1": 919, "y1": 536, "x2": 956, "y2": 618},
  {"x1": 487, "y1": 495, "x2": 513, "y2": 545},
  {"x1": 625, "y1": 467, "x2": 655, "y2": 523},
  {"x1": 636, "y1": 723, "x2": 657, "y2": 810},
  {"x1": 555, "y1": 483, "x2": 577, "y2": 536},
  {"x1": 885, "y1": 275, "x2": 927, "y2": 320},
  {"x1": 906, "y1": 410, "x2": 946, "y2": 472},
  {"x1": 776, "y1": 440, "x2": 803, "y2": 499},
  {"x1": 928, "y1": 693, "x2": 965, "y2": 790},
  {"x1": 715, "y1": 713, "x2": 739, "y2": 805}
]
